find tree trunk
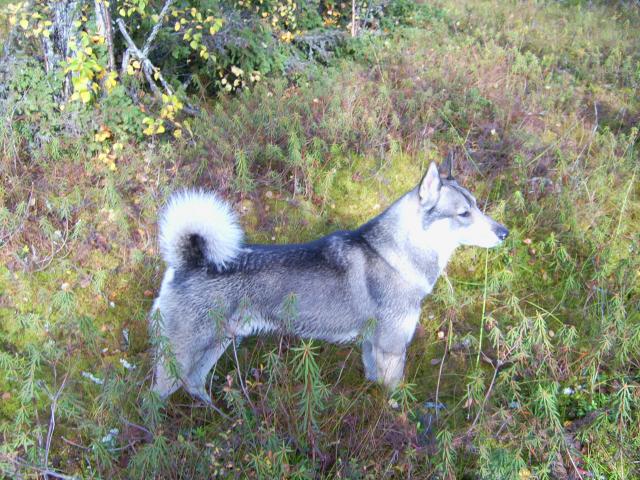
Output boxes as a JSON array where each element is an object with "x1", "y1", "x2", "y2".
[
  {"x1": 94, "y1": 0, "x2": 115, "y2": 71},
  {"x1": 48, "y1": 0, "x2": 83, "y2": 98}
]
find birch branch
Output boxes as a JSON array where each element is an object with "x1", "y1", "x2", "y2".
[
  {"x1": 115, "y1": 18, "x2": 198, "y2": 115},
  {"x1": 142, "y1": 0, "x2": 175, "y2": 57}
]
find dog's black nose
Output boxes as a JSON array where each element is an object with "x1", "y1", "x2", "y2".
[{"x1": 495, "y1": 226, "x2": 509, "y2": 241}]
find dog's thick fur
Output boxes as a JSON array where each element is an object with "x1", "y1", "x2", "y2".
[{"x1": 150, "y1": 161, "x2": 508, "y2": 402}]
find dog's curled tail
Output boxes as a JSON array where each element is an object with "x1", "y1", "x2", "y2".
[{"x1": 159, "y1": 190, "x2": 243, "y2": 270}]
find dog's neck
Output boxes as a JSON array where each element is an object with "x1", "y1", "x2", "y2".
[{"x1": 361, "y1": 194, "x2": 458, "y2": 294}]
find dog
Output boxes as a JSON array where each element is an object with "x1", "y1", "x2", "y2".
[{"x1": 150, "y1": 157, "x2": 508, "y2": 403}]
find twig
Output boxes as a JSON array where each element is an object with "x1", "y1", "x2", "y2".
[
  {"x1": 333, "y1": 348, "x2": 353, "y2": 387},
  {"x1": 565, "y1": 445, "x2": 585, "y2": 480},
  {"x1": 44, "y1": 371, "x2": 69, "y2": 478},
  {"x1": 1, "y1": 454, "x2": 77, "y2": 480},
  {"x1": 469, "y1": 359, "x2": 500, "y2": 431},
  {"x1": 475, "y1": 249, "x2": 489, "y2": 369},
  {"x1": 33, "y1": 217, "x2": 70, "y2": 272},
  {"x1": 61, "y1": 436, "x2": 90, "y2": 451},
  {"x1": 231, "y1": 337, "x2": 256, "y2": 411},
  {"x1": 434, "y1": 315, "x2": 453, "y2": 419}
]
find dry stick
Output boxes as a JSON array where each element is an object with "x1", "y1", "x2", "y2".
[
  {"x1": 44, "y1": 373, "x2": 69, "y2": 479},
  {"x1": 115, "y1": 19, "x2": 198, "y2": 115},
  {"x1": 231, "y1": 337, "x2": 256, "y2": 411},
  {"x1": 433, "y1": 316, "x2": 452, "y2": 419},
  {"x1": 469, "y1": 359, "x2": 500, "y2": 431},
  {"x1": 475, "y1": 249, "x2": 490, "y2": 369},
  {"x1": 565, "y1": 445, "x2": 585, "y2": 480},
  {"x1": 333, "y1": 347, "x2": 353, "y2": 387},
  {"x1": 4, "y1": 456, "x2": 76, "y2": 480}
]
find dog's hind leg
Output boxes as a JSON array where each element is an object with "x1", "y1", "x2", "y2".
[{"x1": 183, "y1": 338, "x2": 231, "y2": 404}]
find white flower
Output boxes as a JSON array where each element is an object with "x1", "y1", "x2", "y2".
[
  {"x1": 119, "y1": 358, "x2": 136, "y2": 370},
  {"x1": 82, "y1": 371, "x2": 104, "y2": 385},
  {"x1": 101, "y1": 428, "x2": 119, "y2": 444}
]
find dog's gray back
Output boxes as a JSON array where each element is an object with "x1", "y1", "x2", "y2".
[{"x1": 157, "y1": 221, "x2": 427, "y2": 346}]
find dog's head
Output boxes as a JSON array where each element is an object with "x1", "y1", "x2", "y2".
[{"x1": 415, "y1": 157, "x2": 508, "y2": 249}]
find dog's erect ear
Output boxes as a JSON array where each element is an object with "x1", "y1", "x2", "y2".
[
  {"x1": 419, "y1": 162, "x2": 442, "y2": 208},
  {"x1": 441, "y1": 151, "x2": 454, "y2": 180}
]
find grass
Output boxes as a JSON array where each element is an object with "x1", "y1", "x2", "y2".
[{"x1": 1, "y1": 0, "x2": 639, "y2": 478}]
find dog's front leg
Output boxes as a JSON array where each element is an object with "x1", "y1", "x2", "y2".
[
  {"x1": 361, "y1": 340, "x2": 377, "y2": 381},
  {"x1": 368, "y1": 311, "x2": 419, "y2": 389},
  {"x1": 373, "y1": 347, "x2": 406, "y2": 389}
]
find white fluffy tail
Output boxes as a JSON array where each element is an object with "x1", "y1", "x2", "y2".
[{"x1": 158, "y1": 190, "x2": 243, "y2": 270}]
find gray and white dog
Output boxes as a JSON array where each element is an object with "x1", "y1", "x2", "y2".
[{"x1": 150, "y1": 159, "x2": 508, "y2": 403}]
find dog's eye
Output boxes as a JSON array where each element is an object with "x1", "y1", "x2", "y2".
[{"x1": 459, "y1": 211, "x2": 471, "y2": 218}]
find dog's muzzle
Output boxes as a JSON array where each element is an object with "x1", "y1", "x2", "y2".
[{"x1": 494, "y1": 225, "x2": 509, "y2": 241}]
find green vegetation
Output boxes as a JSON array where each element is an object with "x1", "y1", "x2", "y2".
[{"x1": 1, "y1": 0, "x2": 639, "y2": 478}]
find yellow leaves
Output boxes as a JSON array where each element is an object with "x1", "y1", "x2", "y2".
[
  {"x1": 94, "y1": 126, "x2": 112, "y2": 142},
  {"x1": 91, "y1": 34, "x2": 106, "y2": 44},
  {"x1": 62, "y1": 31, "x2": 120, "y2": 104},
  {"x1": 140, "y1": 94, "x2": 189, "y2": 139},
  {"x1": 231, "y1": 65, "x2": 244, "y2": 77},
  {"x1": 280, "y1": 31, "x2": 294, "y2": 43},
  {"x1": 171, "y1": 6, "x2": 221, "y2": 54},
  {"x1": 19, "y1": 18, "x2": 28, "y2": 29},
  {"x1": 142, "y1": 117, "x2": 166, "y2": 136},
  {"x1": 104, "y1": 71, "x2": 118, "y2": 93},
  {"x1": 127, "y1": 60, "x2": 141, "y2": 75},
  {"x1": 97, "y1": 151, "x2": 117, "y2": 171},
  {"x1": 518, "y1": 468, "x2": 532, "y2": 479}
]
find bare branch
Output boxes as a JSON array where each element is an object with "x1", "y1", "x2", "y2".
[
  {"x1": 116, "y1": 18, "x2": 199, "y2": 115},
  {"x1": 44, "y1": 372, "x2": 69, "y2": 478},
  {"x1": 142, "y1": 0, "x2": 175, "y2": 57}
]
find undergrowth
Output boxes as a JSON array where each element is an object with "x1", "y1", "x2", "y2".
[{"x1": 1, "y1": 0, "x2": 639, "y2": 478}]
